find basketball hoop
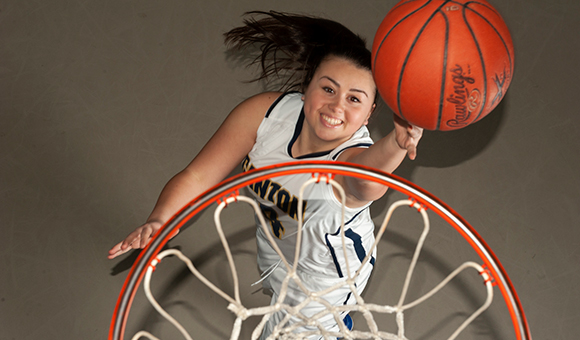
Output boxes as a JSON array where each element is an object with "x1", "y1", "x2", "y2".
[{"x1": 109, "y1": 161, "x2": 531, "y2": 340}]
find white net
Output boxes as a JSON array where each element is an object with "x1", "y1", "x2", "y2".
[{"x1": 130, "y1": 173, "x2": 494, "y2": 340}]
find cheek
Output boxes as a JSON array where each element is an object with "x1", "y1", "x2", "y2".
[
  {"x1": 348, "y1": 110, "x2": 370, "y2": 127},
  {"x1": 303, "y1": 94, "x2": 326, "y2": 112},
  {"x1": 357, "y1": 105, "x2": 374, "y2": 121}
]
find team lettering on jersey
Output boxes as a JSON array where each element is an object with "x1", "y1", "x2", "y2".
[{"x1": 242, "y1": 156, "x2": 307, "y2": 239}]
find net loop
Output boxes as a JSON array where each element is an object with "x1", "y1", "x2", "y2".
[
  {"x1": 217, "y1": 190, "x2": 240, "y2": 207},
  {"x1": 148, "y1": 257, "x2": 161, "y2": 272},
  {"x1": 312, "y1": 172, "x2": 334, "y2": 183},
  {"x1": 408, "y1": 197, "x2": 427, "y2": 212},
  {"x1": 480, "y1": 265, "x2": 497, "y2": 286}
]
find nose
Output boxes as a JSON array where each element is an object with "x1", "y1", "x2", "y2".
[{"x1": 328, "y1": 97, "x2": 345, "y2": 113}]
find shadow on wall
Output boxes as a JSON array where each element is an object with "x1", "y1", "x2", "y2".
[
  {"x1": 398, "y1": 93, "x2": 508, "y2": 177},
  {"x1": 365, "y1": 227, "x2": 504, "y2": 340},
  {"x1": 365, "y1": 93, "x2": 508, "y2": 188},
  {"x1": 368, "y1": 93, "x2": 508, "y2": 217}
]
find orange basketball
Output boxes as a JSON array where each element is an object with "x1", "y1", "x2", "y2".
[{"x1": 372, "y1": 0, "x2": 514, "y2": 131}]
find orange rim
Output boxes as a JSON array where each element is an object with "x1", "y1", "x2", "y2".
[{"x1": 109, "y1": 160, "x2": 531, "y2": 340}]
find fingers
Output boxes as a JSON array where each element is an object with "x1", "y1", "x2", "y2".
[
  {"x1": 108, "y1": 242, "x2": 123, "y2": 258},
  {"x1": 108, "y1": 221, "x2": 170, "y2": 260},
  {"x1": 107, "y1": 244, "x2": 133, "y2": 259},
  {"x1": 107, "y1": 234, "x2": 142, "y2": 259},
  {"x1": 138, "y1": 226, "x2": 154, "y2": 248},
  {"x1": 408, "y1": 123, "x2": 423, "y2": 139},
  {"x1": 108, "y1": 225, "x2": 153, "y2": 260},
  {"x1": 403, "y1": 122, "x2": 422, "y2": 161},
  {"x1": 407, "y1": 145, "x2": 417, "y2": 160},
  {"x1": 120, "y1": 230, "x2": 143, "y2": 251}
]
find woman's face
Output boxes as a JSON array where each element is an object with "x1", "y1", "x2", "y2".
[{"x1": 301, "y1": 56, "x2": 376, "y2": 150}]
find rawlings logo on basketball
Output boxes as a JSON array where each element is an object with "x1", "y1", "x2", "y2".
[
  {"x1": 468, "y1": 89, "x2": 481, "y2": 112},
  {"x1": 446, "y1": 64, "x2": 481, "y2": 128}
]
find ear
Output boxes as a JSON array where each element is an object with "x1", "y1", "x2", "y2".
[{"x1": 363, "y1": 104, "x2": 376, "y2": 125}]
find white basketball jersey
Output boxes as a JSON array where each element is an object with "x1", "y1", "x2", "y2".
[{"x1": 243, "y1": 92, "x2": 377, "y2": 297}]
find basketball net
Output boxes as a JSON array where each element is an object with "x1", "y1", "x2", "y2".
[{"x1": 110, "y1": 161, "x2": 530, "y2": 340}]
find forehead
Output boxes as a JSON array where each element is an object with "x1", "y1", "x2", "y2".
[{"x1": 314, "y1": 56, "x2": 375, "y2": 90}]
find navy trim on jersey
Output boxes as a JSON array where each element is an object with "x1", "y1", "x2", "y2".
[
  {"x1": 287, "y1": 109, "x2": 335, "y2": 159},
  {"x1": 331, "y1": 143, "x2": 373, "y2": 160},
  {"x1": 287, "y1": 109, "x2": 303, "y2": 157},
  {"x1": 345, "y1": 228, "x2": 367, "y2": 265},
  {"x1": 342, "y1": 290, "x2": 353, "y2": 305},
  {"x1": 326, "y1": 234, "x2": 344, "y2": 277},
  {"x1": 325, "y1": 209, "x2": 375, "y2": 278},
  {"x1": 265, "y1": 91, "x2": 299, "y2": 118},
  {"x1": 276, "y1": 92, "x2": 372, "y2": 160}
]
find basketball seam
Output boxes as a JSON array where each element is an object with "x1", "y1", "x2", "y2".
[
  {"x1": 391, "y1": 0, "x2": 424, "y2": 12},
  {"x1": 465, "y1": 1, "x2": 513, "y2": 122},
  {"x1": 466, "y1": 2, "x2": 514, "y2": 85},
  {"x1": 437, "y1": 10, "x2": 451, "y2": 131},
  {"x1": 463, "y1": 0, "x2": 502, "y2": 16},
  {"x1": 460, "y1": 6, "x2": 487, "y2": 124},
  {"x1": 397, "y1": 0, "x2": 452, "y2": 126},
  {"x1": 372, "y1": 0, "x2": 432, "y2": 70}
]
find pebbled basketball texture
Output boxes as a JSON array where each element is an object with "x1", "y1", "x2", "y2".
[{"x1": 372, "y1": 0, "x2": 514, "y2": 131}]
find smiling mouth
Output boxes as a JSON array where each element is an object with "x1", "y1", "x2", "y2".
[{"x1": 321, "y1": 114, "x2": 343, "y2": 127}]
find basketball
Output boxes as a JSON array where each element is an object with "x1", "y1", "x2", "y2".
[{"x1": 371, "y1": 0, "x2": 514, "y2": 131}]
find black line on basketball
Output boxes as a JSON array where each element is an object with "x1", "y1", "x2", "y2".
[
  {"x1": 465, "y1": 1, "x2": 501, "y2": 16},
  {"x1": 466, "y1": 4, "x2": 513, "y2": 114},
  {"x1": 372, "y1": 0, "x2": 432, "y2": 70},
  {"x1": 462, "y1": 5, "x2": 487, "y2": 123},
  {"x1": 392, "y1": 0, "x2": 425, "y2": 12},
  {"x1": 436, "y1": 10, "x2": 450, "y2": 131},
  {"x1": 465, "y1": 2, "x2": 513, "y2": 72},
  {"x1": 397, "y1": 0, "x2": 451, "y2": 122}
]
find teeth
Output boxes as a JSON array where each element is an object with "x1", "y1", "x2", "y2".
[{"x1": 322, "y1": 115, "x2": 342, "y2": 126}]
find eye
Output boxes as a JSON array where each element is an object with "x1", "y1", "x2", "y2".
[
  {"x1": 323, "y1": 86, "x2": 334, "y2": 94},
  {"x1": 349, "y1": 96, "x2": 361, "y2": 103}
]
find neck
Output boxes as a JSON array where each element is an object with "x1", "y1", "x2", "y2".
[{"x1": 292, "y1": 127, "x2": 348, "y2": 158}]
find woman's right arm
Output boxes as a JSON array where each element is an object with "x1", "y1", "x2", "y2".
[{"x1": 108, "y1": 92, "x2": 282, "y2": 259}]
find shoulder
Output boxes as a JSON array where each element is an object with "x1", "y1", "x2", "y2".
[
  {"x1": 232, "y1": 91, "x2": 306, "y2": 125},
  {"x1": 213, "y1": 92, "x2": 283, "y2": 145},
  {"x1": 224, "y1": 91, "x2": 283, "y2": 130},
  {"x1": 261, "y1": 91, "x2": 304, "y2": 120},
  {"x1": 234, "y1": 91, "x2": 284, "y2": 114}
]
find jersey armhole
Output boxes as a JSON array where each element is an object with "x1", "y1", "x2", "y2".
[{"x1": 265, "y1": 91, "x2": 301, "y2": 118}]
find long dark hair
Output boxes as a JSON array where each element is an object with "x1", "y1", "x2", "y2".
[{"x1": 224, "y1": 11, "x2": 373, "y2": 93}]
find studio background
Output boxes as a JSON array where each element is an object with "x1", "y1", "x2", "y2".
[{"x1": 1, "y1": 1, "x2": 578, "y2": 339}]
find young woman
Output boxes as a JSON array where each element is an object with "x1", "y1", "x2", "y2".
[{"x1": 108, "y1": 11, "x2": 423, "y2": 338}]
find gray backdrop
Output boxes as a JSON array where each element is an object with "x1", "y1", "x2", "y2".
[{"x1": 1, "y1": 0, "x2": 578, "y2": 339}]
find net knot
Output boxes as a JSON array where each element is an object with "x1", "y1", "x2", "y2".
[{"x1": 227, "y1": 303, "x2": 250, "y2": 320}]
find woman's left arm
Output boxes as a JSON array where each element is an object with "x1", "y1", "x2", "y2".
[{"x1": 336, "y1": 114, "x2": 423, "y2": 205}]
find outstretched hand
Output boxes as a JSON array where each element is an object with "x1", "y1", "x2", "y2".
[
  {"x1": 393, "y1": 114, "x2": 423, "y2": 160},
  {"x1": 108, "y1": 220, "x2": 174, "y2": 259}
]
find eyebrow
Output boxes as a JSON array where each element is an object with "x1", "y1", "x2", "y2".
[{"x1": 321, "y1": 76, "x2": 369, "y2": 98}]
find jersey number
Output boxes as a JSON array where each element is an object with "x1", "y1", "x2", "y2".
[{"x1": 260, "y1": 204, "x2": 285, "y2": 239}]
